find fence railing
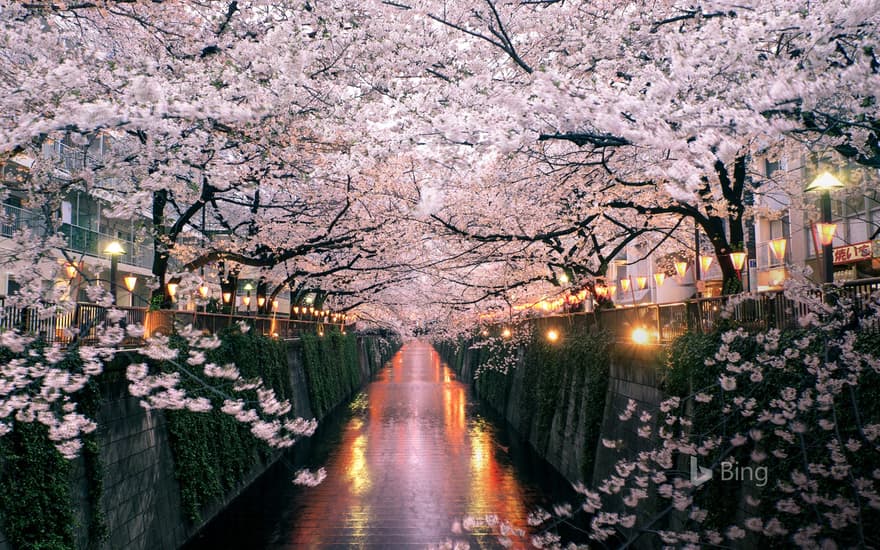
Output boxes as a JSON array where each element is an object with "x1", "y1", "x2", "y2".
[
  {"x1": 0, "y1": 301, "x2": 347, "y2": 347},
  {"x1": 525, "y1": 278, "x2": 880, "y2": 344},
  {"x1": 59, "y1": 224, "x2": 153, "y2": 269}
]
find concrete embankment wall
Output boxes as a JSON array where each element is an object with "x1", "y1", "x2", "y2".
[
  {"x1": 441, "y1": 334, "x2": 665, "y2": 488},
  {"x1": 0, "y1": 335, "x2": 397, "y2": 550}
]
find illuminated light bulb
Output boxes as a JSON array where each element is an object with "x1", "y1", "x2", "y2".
[
  {"x1": 501, "y1": 327, "x2": 511, "y2": 339},
  {"x1": 632, "y1": 327, "x2": 649, "y2": 345},
  {"x1": 546, "y1": 329, "x2": 560, "y2": 343}
]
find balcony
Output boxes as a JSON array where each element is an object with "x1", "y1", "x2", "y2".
[
  {"x1": 59, "y1": 223, "x2": 153, "y2": 269},
  {"x1": 1, "y1": 204, "x2": 152, "y2": 269}
]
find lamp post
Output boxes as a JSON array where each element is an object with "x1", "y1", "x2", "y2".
[
  {"x1": 103, "y1": 241, "x2": 125, "y2": 305},
  {"x1": 805, "y1": 172, "x2": 844, "y2": 284}
]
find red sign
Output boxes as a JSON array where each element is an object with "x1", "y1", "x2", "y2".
[{"x1": 833, "y1": 241, "x2": 874, "y2": 265}]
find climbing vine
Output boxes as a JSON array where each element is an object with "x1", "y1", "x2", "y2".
[
  {"x1": 300, "y1": 329, "x2": 361, "y2": 418},
  {"x1": 162, "y1": 327, "x2": 293, "y2": 523},
  {"x1": 450, "y1": 323, "x2": 611, "y2": 482},
  {"x1": 0, "y1": 344, "x2": 107, "y2": 550}
]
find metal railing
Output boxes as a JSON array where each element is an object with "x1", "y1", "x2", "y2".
[
  {"x1": 54, "y1": 141, "x2": 102, "y2": 172},
  {"x1": 0, "y1": 203, "x2": 153, "y2": 269},
  {"x1": 0, "y1": 300, "x2": 349, "y2": 347},
  {"x1": 1, "y1": 203, "x2": 40, "y2": 238},
  {"x1": 59, "y1": 223, "x2": 153, "y2": 269},
  {"x1": 531, "y1": 278, "x2": 880, "y2": 344}
]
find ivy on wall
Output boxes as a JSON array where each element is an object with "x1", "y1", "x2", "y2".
[
  {"x1": 0, "y1": 345, "x2": 106, "y2": 550},
  {"x1": 662, "y1": 329, "x2": 880, "y2": 540},
  {"x1": 300, "y1": 329, "x2": 361, "y2": 418},
  {"x1": 445, "y1": 325, "x2": 611, "y2": 482},
  {"x1": 162, "y1": 327, "x2": 293, "y2": 523}
]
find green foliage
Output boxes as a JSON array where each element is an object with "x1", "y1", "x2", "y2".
[
  {"x1": 162, "y1": 327, "x2": 292, "y2": 523},
  {"x1": 300, "y1": 328, "x2": 362, "y2": 418},
  {"x1": 0, "y1": 422, "x2": 75, "y2": 550},
  {"x1": 0, "y1": 344, "x2": 107, "y2": 550},
  {"x1": 455, "y1": 325, "x2": 611, "y2": 482}
]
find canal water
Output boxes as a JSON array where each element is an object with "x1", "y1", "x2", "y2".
[{"x1": 184, "y1": 342, "x2": 586, "y2": 549}]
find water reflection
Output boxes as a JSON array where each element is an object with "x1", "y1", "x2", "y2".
[{"x1": 186, "y1": 342, "x2": 584, "y2": 549}]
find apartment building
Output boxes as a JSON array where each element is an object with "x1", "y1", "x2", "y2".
[{"x1": 1, "y1": 134, "x2": 154, "y2": 307}]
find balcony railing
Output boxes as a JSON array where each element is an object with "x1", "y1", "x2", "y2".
[
  {"x1": 59, "y1": 223, "x2": 153, "y2": 269},
  {"x1": 54, "y1": 141, "x2": 102, "y2": 173},
  {"x1": 1, "y1": 203, "x2": 153, "y2": 269},
  {"x1": 1, "y1": 203, "x2": 40, "y2": 238}
]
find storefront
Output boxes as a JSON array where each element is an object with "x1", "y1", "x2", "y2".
[{"x1": 832, "y1": 240, "x2": 880, "y2": 281}]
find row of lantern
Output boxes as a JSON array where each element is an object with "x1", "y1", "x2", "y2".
[{"x1": 64, "y1": 265, "x2": 353, "y2": 321}]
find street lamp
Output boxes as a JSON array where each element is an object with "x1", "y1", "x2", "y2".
[
  {"x1": 805, "y1": 171, "x2": 844, "y2": 284},
  {"x1": 103, "y1": 241, "x2": 125, "y2": 304}
]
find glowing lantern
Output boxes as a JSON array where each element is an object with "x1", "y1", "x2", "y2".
[
  {"x1": 124, "y1": 275, "x2": 137, "y2": 292},
  {"x1": 769, "y1": 238, "x2": 787, "y2": 263},
  {"x1": 619, "y1": 278, "x2": 630, "y2": 292},
  {"x1": 632, "y1": 327, "x2": 650, "y2": 345},
  {"x1": 546, "y1": 329, "x2": 560, "y2": 343},
  {"x1": 166, "y1": 282, "x2": 178, "y2": 299},
  {"x1": 635, "y1": 276, "x2": 647, "y2": 290},
  {"x1": 198, "y1": 283, "x2": 209, "y2": 299},
  {"x1": 700, "y1": 255, "x2": 714, "y2": 275},
  {"x1": 730, "y1": 251, "x2": 747, "y2": 272},
  {"x1": 815, "y1": 223, "x2": 837, "y2": 247},
  {"x1": 501, "y1": 327, "x2": 512, "y2": 339},
  {"x1": 65, "y1": 263, "x2": 78, "y2": 279},
  {"x1": 222, "y1": 292, "x2": 232, "y2": 304},
  {"x1": 654, "y1": 273, "x2": 665, "y2": 287},
  {"x1": 674, "y1": 261, "x2": 688, "y2": 278}
]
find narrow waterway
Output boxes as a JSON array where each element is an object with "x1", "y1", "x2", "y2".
[{"x1": 184, "y1": 342, "x2": 585, "y2": 549}]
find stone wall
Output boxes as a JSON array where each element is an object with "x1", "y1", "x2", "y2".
[
  {"x1": 0, "y1": 334, "x2": 396, "y2": 550},
  {"x1": 446, "y1": 339, "x2": 665, "y2": 487}
]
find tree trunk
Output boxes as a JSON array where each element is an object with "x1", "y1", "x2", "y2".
[{"x1": 150, "y1": 190, "x2": 173, "y2": 309}]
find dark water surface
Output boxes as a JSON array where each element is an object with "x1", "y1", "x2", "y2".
[{"x1": 184, "y1": 342, "x2": 585, "y2": 549}]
